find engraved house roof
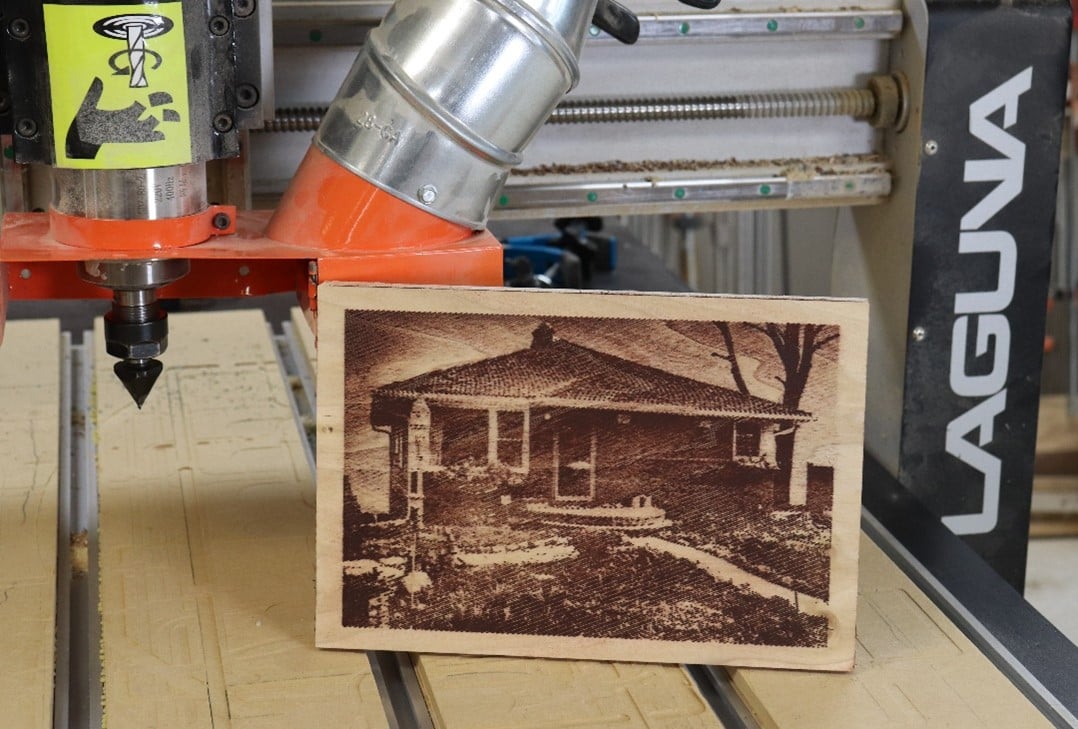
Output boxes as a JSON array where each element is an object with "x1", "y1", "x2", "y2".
[{"x1": 375, "y1": 324, "x2": 810, "y2": 420}]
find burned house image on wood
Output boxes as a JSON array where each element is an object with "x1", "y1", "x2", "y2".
[
  {"x1": 371, "y1": 321, "x2": 820, "y2": 526},
  {"x1": 338, "y1": 309, "x2": 846, "y2": 654}
]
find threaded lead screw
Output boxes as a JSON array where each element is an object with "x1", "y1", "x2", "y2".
[
  {"x1": 262, "y1": 74, "x2": 907, "y2": 132},
  {"x1": 549, "y1": 88, "x2": 876, "y2": 124}
]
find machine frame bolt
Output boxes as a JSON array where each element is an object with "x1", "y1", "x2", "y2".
[
  {"x1": 213, "y1": 113, "x2": 234, "y2": 133},
  {"x1": 234, "y1": 0, "x2": 257, "y2": 18},
  {"x1": 236, "y1": 84, "x2": 259, "y2": 109},
  {"x1": 19, "y1": 268, "x2": 31, "y2": 280},
  {"x1": 212, "y1": 212, "x2": 232, "y2": 230},
  {"x1": 912, "y1": 326, "x2": 926, "y2": 342},
  {"x1": 8, "y1": 18, "x2": 30, "y2": 40},
  {"x1": 209, "y1": 15, "x2": 231, "y2": 36},
  {"x1": 15, "y1": 118, "x2": 37, "y2": 138},
  {"x1": 417, "y1": 184, "x2": 438, "y2": 205},
  {"x1": 923, "y1": 140, "x2": 939, "y2": 156}
]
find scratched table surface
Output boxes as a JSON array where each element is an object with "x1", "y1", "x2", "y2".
[
  {"x1": 92, "y1": 310, "x2": 389, "y2": 728},
  {"x1": 0, "y1": 319, "x2": 60, "y2": 728},
  {"x1": 0, "y1": 309, "x2": 1055, "y2": 728}
]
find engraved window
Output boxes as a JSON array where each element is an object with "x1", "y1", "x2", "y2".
[
  {"x1": 714, "y1": 421, "x2": 734, "y2": 460},
  {"x1": 391, "y1": 430, "x2": 405, "y2": 468},
  {"x1": 554, "y1": 424, "x2": 596, "y2": 501},
  {"x1": 735, "y1": 422, "x2": 761, "y2": 457},
  {"x1": 439, "y1": 408, "x2": 488, "y2": 465},
  {"x1": 496, "y1": 411, "x2": 525, "y2": 468}
]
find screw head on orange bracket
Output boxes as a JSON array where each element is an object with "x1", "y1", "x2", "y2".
[{"x1": 267, "y1": 146, "x2": 474, "y2": 254}]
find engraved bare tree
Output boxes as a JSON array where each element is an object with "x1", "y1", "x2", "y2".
[{"x1": 713, "y1": 322, "x2": 839, "y2": 499}]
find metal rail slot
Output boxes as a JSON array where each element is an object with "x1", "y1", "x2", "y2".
[
  {"x1": 54, "y1": 335, "x2": 102, "y2": 729},
  {"x1": 687, "y1": 664, "x2": 759, "y2": 728},
  {"x1": 493, "y1": 169, "x2": 891, "y2": 218},
  {"x1": 272, "y1": 326, "x2": 317, "y2": 475},
  {"x1": 368, "y1": 652, "x2": 437, "y2": 729},
  {"x1": 53, "y1": 334, "x2": 73, "y2": 729},
  {"x1": 271, "y1": 4, "x2": 903, "y2": 42},
  {"x1": 626, "y1": 9, "x2": 903, "y2": 40}
]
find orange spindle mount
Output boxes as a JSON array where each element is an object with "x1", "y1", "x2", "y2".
[{"x1": 48, "y1": 204, "x2": 238, "y2": 251}]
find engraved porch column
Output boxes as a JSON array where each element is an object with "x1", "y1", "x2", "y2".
[
  {"x1": 758, "y1": 423, "x2": 779, "y2": 468},
  {"x1": 407, "y1": 398, "x2": 431, "y2": 524},
  {"x1": 787, "y1": 424, "x2": 809, "y2": 507}
]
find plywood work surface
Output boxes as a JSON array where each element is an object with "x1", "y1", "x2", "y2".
[
  {"x1": 290, "y1": 306, "x2": 317, "y2": 368},
  {"x1": 95, "y1": 310, "x2": 388, "y2": 729},
  {"x1": 414, "y1": 654, "x2": 725, "y2": 729},
  {"x1": 1035, "y1": 394, "x2": 1078, "y2": 457},
  {"x1": 1032, "y1": 396, "x2": 1078, "y2": 530},
  {"x1": 0, "y1": 319, "x2": 60, "y2": 729},
  {"x1": 729, "y1": 534, "x2": 1051, "y2": 729}
]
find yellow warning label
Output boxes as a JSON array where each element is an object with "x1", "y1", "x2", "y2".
[{"x1": 43, "y1": 2, "x2": 192, "y2": 169}]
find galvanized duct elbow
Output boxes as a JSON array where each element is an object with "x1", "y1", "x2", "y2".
[{"x1": 315, "y1": 0, "x2": 596, "y2": 229}]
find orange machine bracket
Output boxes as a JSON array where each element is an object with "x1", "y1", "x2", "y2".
[{"x1": 0, "y1": 145, "x2": 504, "y2": 334}]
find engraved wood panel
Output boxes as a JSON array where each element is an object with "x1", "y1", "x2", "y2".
[
  {"x1": 95, "y1": 310, "x2": 388, "y2": 729},
  {"x1": 0, "y1": 320, "x2": 60, "y2": 728},
  {"x1": 317, "y1": 285, "x2": 868, "y2": 669}
]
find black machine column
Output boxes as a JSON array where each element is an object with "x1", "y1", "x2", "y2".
[{"x1": 898, "y1": 0, "x2": 1071, "y2": 590}]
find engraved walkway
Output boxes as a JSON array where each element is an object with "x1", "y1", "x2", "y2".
[{"x1": 627, "y1": 536, "x2": 830, "y2": 617}]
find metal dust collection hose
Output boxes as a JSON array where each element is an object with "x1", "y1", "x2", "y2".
[{"x1": 264, "y1": 74, "x2": 908, "y2": 133}]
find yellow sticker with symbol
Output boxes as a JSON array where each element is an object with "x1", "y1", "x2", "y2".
[{"x1": 43, "y1": 1, "x2": 192, "y2": 169}]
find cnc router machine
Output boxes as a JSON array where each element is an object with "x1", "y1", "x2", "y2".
[{"x1": 0, "y1": 0, "x2": 1076, "y2": 726}]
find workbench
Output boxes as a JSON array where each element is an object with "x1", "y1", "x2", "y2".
[{"x1": 1, "y1": 309, "x2": 1075, "y2": 728}]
